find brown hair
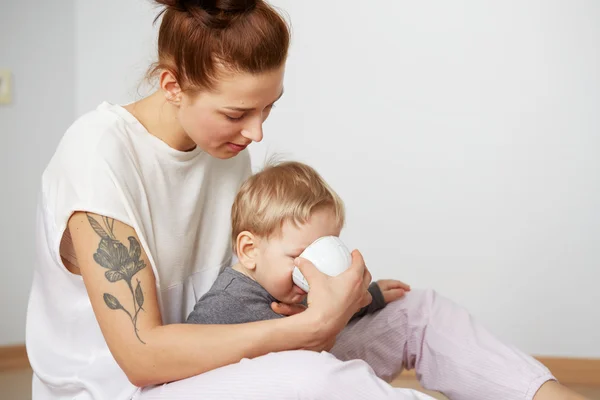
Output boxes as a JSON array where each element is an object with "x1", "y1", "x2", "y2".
[
  {"x1": 231, "y1": 160, "x2": 345, "y2": 250},
  {"x1": 151, "y1": 0, "x2": 290, "y2": 91}
]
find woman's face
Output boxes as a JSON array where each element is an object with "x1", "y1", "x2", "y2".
[{"x1": 178, "y1": 65, "x2": 285, "y2": 159}]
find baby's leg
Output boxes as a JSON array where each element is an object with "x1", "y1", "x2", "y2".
[
  {"x1": 135, "y1": 350, "x2": 436, "y2": 400},
  {"x1": 331, "y1": 288, "x2": 555, "y2": 400}
]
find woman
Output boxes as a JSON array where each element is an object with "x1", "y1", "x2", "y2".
[{"x1": 25, "y1": 1, "x2": 584, "y2": 399}]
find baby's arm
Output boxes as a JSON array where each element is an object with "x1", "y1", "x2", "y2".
[
  {"x1": 186, "y1": 290, "x2": 283, "y2": 325},
  {"x1": 187, "y1": 292, "x2": 259, "y2": 324},
  {"x1": 349, "y1": 282, "x2": 386, "y2": 321}
]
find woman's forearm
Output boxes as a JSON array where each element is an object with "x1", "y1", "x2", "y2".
[
  {"x1": 67, "y1": 212, "x2": 331, "y2": 387},
  {"x1": 128, "y1": 313, "x2": 321, "y2": 387}
]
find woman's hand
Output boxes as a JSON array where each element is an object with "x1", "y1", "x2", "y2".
[
  {"x1": 272, "y1": 278, "x2": 411, "y2": 317},
  {"x1": 377, "y1": 279, "x2": 411, "y2": 304},
  {"x1": 291, "y1": 249, "x2": 373, "y2": 350},
  {"x1": 271, "y1": 302, "x2": 307, "y2": 316}
]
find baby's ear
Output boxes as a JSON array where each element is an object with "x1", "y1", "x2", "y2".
[{"x1": 236, "y1": 231, "x2": 258, "y2": 270}]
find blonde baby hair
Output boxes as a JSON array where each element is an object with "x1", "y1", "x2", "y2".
[{"x1": 231, "y1": 158, "x2": 345, "y2": 250}]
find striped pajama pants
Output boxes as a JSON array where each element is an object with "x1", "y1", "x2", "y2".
[{"x1": 135, "y1": 289, "x2": 554, "y2": 400}]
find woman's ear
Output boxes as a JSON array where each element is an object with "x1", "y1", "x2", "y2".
[
  {"x1": 236, "y1": 231, "x2": 259, "y2": 271},
  {"x1": 159, "y1": 70, "x2": 182, "y2": 106}
]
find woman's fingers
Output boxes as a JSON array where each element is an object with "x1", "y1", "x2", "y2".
[
  {"x1": 349, "y1": 250, "x2": 371, "y2": 290},
  {"x1": 271, "y1": 302, "x2": 307, "y2": 316},
  {"x1": 363, "y1": 265, "x2": 372, "y2": 290},
  {"x1": 361, "y1": 289, "x2": 373, "y2": 309},
  {"x1": 294, "y1": 257, "x2": 322, "y2": 286},
  {"x1": 349, "y1": 249, "x2": 372, "y2": 307}
]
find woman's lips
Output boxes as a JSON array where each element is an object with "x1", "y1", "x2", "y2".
[{"x1": 227, "y1": 142, "x2": 248, "y2": 152}]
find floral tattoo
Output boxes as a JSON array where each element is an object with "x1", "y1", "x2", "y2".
[{"x1": 87, "y1": 214, "x2": 147, "y2": 344}]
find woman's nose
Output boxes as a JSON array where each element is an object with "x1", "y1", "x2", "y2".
[{"x1": 241, "y1": 121, "x2": 264, "y2": 143}]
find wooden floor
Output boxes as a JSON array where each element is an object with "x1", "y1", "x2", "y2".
[
  {"x1": 391, "y1": 375, "x2": 600, "y2": 400},
  {"x1": 1, "y1": 369, "x2": 33, "y2": 400},
  {"x1": 2, "y1": 368, "x2": 598, "y2": 399}
]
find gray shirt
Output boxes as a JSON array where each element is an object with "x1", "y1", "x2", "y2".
[{"x1": 186, "y1": 267, "x2": 386, "y2": 325}]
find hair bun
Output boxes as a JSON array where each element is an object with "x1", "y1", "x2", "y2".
[
  {"x1": 154, "y1": 0, "x2": 179, "y2": 7},
  {"x1": 179, "y1": 0, "x2": 256, "y2": 14}
]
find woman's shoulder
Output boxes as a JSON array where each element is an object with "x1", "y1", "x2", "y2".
[
  {"x1": 55, "y1": 102, "x2": 138, "y2": 159},
  {"x1": 40, "y1": 103, "x2": 144, "y2": 217},
  {"x1": 44, "y1": 102, "x2": 145, "y2": 181}
]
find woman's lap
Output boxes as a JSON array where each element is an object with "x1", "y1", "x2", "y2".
[
  {"x1": 136, "y1": 289, "x2": 555, "y2": 400},
  {"x1": 135, "y1": 350, "x2": 434, "y2": 400}
]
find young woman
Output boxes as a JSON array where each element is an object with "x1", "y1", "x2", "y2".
[{"x1": 25, "y1": 1, "x2": 585, "y2": 399}]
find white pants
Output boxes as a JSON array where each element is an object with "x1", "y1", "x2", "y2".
[{"x1": 135, "y1": 289, "x2": 554, "y2": 400}]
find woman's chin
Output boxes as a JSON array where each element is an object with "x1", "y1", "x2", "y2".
[
  {"x1": 208, "y1": 148, "x2": 235, "y2": 159},
  {"x1": 208, "y1": 143, "x2": 247, "y2": 159}
]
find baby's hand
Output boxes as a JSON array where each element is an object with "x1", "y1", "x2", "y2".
[{"x1": 377, "y1": 279, "x2": 411, "y2": 304}]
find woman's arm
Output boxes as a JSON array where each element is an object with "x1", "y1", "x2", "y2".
[{"x1": 68, "y1": 211, "x2": 371, "y2": 387}]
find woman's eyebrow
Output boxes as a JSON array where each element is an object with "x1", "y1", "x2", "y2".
[{"x1": 223, "y1": 89, "x2": 284, "y2": 112}]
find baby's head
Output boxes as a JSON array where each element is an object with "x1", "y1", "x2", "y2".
[{"x1": 231, "y1": 161, "x2": 345, "y2": 303}]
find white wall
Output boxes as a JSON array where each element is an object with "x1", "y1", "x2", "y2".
[
  {"x1": 75, "y1": 0, "x2": 158, "y2": 115},
  {"x1": 0, "y1": 0, "x2": 76, "y2": 345},
  {"x1": 5, "y1": 0, "x2": 599, "y2": 357},
  {"x1": 266, "y1": 0, "x2": 600, "y2": 358}
]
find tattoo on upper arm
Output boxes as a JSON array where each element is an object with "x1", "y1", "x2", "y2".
[{"x1": 86, "y1": 214, "x2": 147, "y2": 344}]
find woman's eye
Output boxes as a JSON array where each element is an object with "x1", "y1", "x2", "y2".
[{"x1": 225, "y1": 114, "x2": 244, "y2": 121}]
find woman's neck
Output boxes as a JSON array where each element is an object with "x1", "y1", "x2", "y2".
[{"x1": 124, "y1": 91, "x2": 196, "y2": 152}]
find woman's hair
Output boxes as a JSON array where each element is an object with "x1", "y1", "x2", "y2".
[
  {"x1": 150, "y1": 0, "x2": 290, "y2": 91},
  {"x1": 231, "y1": 160, "x2": 345, "y2": 250}
]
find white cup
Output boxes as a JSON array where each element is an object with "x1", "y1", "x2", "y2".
[{"x1": 292, "y1": 236, "x2": 352, "y2": 292}]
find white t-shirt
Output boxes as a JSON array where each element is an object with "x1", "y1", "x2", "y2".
[{"x1": 25, "y1": 102, "x2": 251, "y2": 399}]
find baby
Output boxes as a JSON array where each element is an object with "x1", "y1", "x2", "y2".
[{"x1": 186, "y1": 161, "x2": 409, "y2": 325}]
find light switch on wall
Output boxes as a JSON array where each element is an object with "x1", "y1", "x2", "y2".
[{"x1": 0, "y1": 70, "x2": 13, "y2": 105}]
